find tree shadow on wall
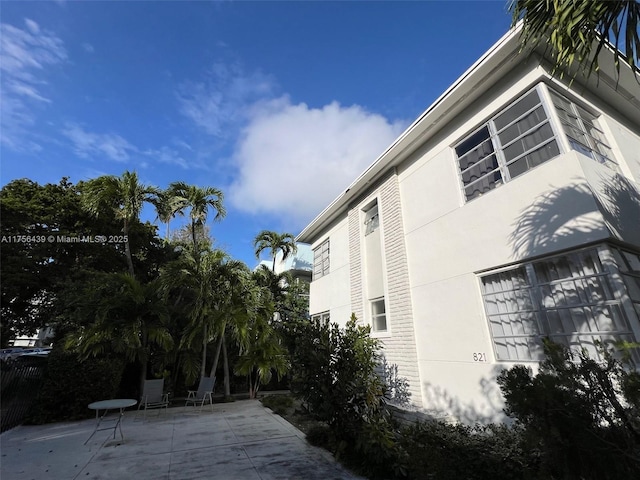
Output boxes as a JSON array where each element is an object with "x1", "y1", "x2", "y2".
[
  {"x1": 593, "y1": 173, "x2": 640, "y2": 246},
  {"x1": 421, "y1": 364, "x2": 508, "y2": 425},
  {"x1": 509, "y1": 182, "x2": 605, "y2": 260},
  {"x1": 509, "y1": 173, "x2": 640, "y2": 260},
  {"x1": 506, "y1": 173, "x2": 640, "y2": 362}
]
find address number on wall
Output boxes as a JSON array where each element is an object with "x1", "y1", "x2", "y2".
[{"x1": 473, "y1": 352, "x2": 487, "y2": 362}]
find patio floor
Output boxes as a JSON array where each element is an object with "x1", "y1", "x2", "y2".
[{"x1": 0, "y1": 399, "x2": 364, "y2": 480}]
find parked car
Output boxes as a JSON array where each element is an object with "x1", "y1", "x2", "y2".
[{"x1": 0, "y1": 348, "x2": 25, "y2": 362}]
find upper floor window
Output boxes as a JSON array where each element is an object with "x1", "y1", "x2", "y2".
[
  {"x1": 313, "y1": 239, "x2": 330, "y2": 280},
  {"x1": 455, "y1": 86, "x2": 560, "y2": 201},
  {"x1": 455, "y1": 84, "x2": 615, "y2": 202},
  {"x1": 364, "y1": 203, "x2": 379, "y2": 236},
  {"x1": 549, "y1": 90, "x2": 616, "y2": 167},
  {"x1": 371, "y1": 297, "x2": 387, "y2": 332}
]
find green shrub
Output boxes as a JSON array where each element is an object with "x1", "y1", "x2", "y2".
[
  {"x1": 305, "y1": 424, "x2": 332, "y2": 449},
  {"x1": 260, "y1": 394, "x2": 293, "y2": 415},
  {"x1": 24, "y1": 348, "x2": 125, "y2": 424},
  {"x1": 498, "y1": 339, "x2": 640, "y2": 479},
  {"x1": 290, "y1": 314, "x2": 402, "y2": 479},
  {"x1": 399, "y1": 420, "x2": 541, "y2": 480}
]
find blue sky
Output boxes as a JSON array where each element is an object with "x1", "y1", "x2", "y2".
[{"x1": 1, "y1": 0, "x2": 513, "y2": 267}]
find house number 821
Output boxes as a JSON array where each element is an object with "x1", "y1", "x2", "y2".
[{"x1": 473, "y1": 353, "x2": 487, "y2": 362}]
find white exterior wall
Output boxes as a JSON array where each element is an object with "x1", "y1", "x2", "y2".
[
  {"x1": 394, "y1": 74, "x2": 639, "y2": 420},
  {"x1": 308, "y1": 217, "x2": 352, "y2": 325}
]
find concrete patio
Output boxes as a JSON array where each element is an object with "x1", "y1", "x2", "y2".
[{"x1": 0, "y1": 399, "x2": 364, "y2": 480}]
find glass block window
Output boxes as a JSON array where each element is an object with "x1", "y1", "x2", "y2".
[
  {"x1": 371, "y1": 297, "x2": 387, "y2": 332},
  {"x1": 455, "y1": 83, "x2": 616, "y2": 202},
  {"x1": 481, "y1": 246, "x2": 639, "y2": 362},
  {"x1": 549, "y1": 90, "x2": 616, "y2": 167},
  {"x1": 455, "y1": 86, "x2": 560, "y2": 201},
  {"x1": 611, "y1": 247, "x2": 640, "y2": 319},
  {"x1": 313, "y1": 239, "x2": 330, "y2": 280}
]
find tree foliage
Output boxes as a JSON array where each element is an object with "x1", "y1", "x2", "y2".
[
  {"x1": 497, "y1": 339, "x2": 640, "y2": 479},
  {"x1": 2, "y1": 172, "x2": 303, "y2": 429},
  {"x1": 168, "y1": 182, "x2": 225, "y2": 257},
  {"x1": 253, "y1": 230, "x2": 297, "y2": 272},
  {"x1": 290, "y1": 315, "x2": 399, "y2": 477},
  {"x1": 64, "y1": 274, "x2": 173, "y2": 391},
  {"x1": 82, "y1": 170, "x2": 161, "y2": 276},
  {"x1": 510, "y1": 0, "x2": 640, "y2": 79},
  {"x1": 1, "y1": 178, "x2": 129, "y2": 342}
]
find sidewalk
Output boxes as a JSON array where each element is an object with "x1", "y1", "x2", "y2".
[{"x1": 0, "y1": 399, "x2": 364, "y2": 480}]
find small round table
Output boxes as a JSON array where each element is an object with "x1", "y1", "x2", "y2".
[{"x1": 85, "y1": 399, "x2": 137, "y2": 444}]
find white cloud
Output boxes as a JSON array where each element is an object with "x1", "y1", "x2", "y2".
[
  {"x1": 0, "y1": 19, "x2": 67, "y2": 151},
  {"x1": 63, "y1": 123, "x2": 192, "y2": 169},
  {"x1": 143, "y1": 146, "x2": 189, "y2": 169},
  {"x1": 228, "y1": 97, "x2": 406, "y2": 227},
  {"x1": 62, "y1": 123, "x2": 136, "y2": 162},
  {"x1": 177, "y1": 62, "x2": 275, "y2": 138},
  {"x1": 82, "y1": 42, "x2": 94, "y2": 53}
]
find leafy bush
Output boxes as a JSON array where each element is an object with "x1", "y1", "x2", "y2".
[
  {"x1": 24, "y1": 348, "x2": 125, "y2": 424},
  {"x1": 290, "y1": 314, "x2": 402, "y2": 478},
  {"x1": 260, "y1": 394, "x2": 293, "y2": 415},
  {"x1": 399, "y1": 420, "x2": 541, "y2": 480},
  {"x1": 305, "y1": 424, "x2": 332, "y2": 449},
  {"x1": 381, "y1": 357, "x2": 411, "y2": 407},
  {"x1": 497, "y1": 339, "x2": 640, "y2": 479}
]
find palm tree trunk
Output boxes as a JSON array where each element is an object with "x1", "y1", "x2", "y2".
[
  {"x1": 139, "y1": 327, "x2": 149, "y2": 394},
  {"x1": 191, "y1": 221, "x2": 198, "y2": 257},
  {"x1": 123, "y1": 220, "x2": 135, "y2": 277},
  {"x1": 201, "y1": 324, "x2": 207, "y2": 378},
  {"x1": 209, "y1": 330, "x2": 224, "y2": 378},
  {"x1": 222, "y1": 335, "x2": 231, "y2": 398}
]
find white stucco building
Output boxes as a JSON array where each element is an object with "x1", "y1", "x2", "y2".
[{"x1": 297, "y1": 27, "x2": 640, "y2": 422}]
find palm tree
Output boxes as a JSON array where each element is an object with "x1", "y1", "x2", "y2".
[
  {"x1": 253, "y1": 264, "x2": 290, "y2": 314},
  {"x1": 161, "y1": 248, "x2": 248, "y2": 381},
  {"x1": 510, "y1": 0, "x2": 640, "y2": 79},
  {"x1": 235, "y1": 313, "x2": 289, "y2": 399},
  {"x1": 254, "y1": 230, "x2": 298, "y2": 272},
  {"x1": 66, "y1": 273, "x2": 173, "y2": 392},
  {"x1": 83, "y1": 171, "x2": 160, "y2": 277},
  {"x1": 207, "y1": 259, "x2": 256, "y2": 398},
  {"x1": 169, "y1": 182, "x2": 226, "y2": 257},
  {"x1": 154, "y1": 189, "x2": 183, "y2": 241}
]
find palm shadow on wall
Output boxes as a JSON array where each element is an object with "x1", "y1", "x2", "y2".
[
  {"x1": 415, "y1": 175, "x2": 639, "y2": 424},
  {"x1": 509, "y1": 173, "x2": 640, "y2": 259},
  {"x1": 507, "y1": 172, "x2": 640, "y2": 361},
  {"x1": 428, "y1": 174, "x2": 640, "y2": 424},
  {"x1": 422, "y1": 364, "x2": 509, "y2": 424}
]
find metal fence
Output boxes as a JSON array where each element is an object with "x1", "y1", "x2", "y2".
[{"x1": 1, "y1": 358, "x2": 47, "y2": 432}]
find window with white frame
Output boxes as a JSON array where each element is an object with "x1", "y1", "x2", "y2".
[
  {"x1": 311, "y1": 311, "x2": 330, "y2": 325},
  {"x1": 313, "y1": 239, "x2": 330, "y2": 280},
  {"x1": 480, "y1": 246, "x2": 640, "y2": 362},
  {"x1": 371, "y1": 297, "x2": 387, "y2": 332},
  {"x1": 612, "y1": 248, "x2": 640, "y2": 318},
  {"x1": 455, "y1": 84, "x2": 615, "y2": 202},
  {"x1": 364, "y1": 203, "x2": 380, "y2": 236},
  {"x1": 549, "y1": 90, "x2": 616, "y2": 167}
]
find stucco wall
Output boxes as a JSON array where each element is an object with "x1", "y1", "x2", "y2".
[{"x1": 308, "y1": 217, "x2": 351, "y2": 323}]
